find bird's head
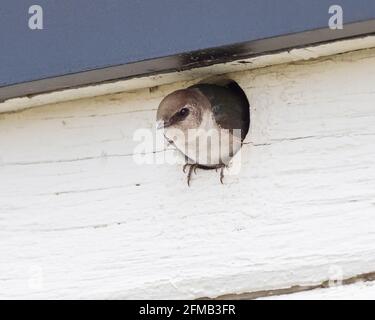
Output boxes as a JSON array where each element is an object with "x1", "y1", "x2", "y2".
[{"x1": 156, "y1": 88, "x2": 206, "y2": 134}]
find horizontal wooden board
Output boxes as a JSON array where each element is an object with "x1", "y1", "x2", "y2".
[
  {"x1": 2, "y1": 35, "x2": 375, "y2": 114},
  {"x1": 1, "y1": 47, "x2": 375, "y2": 299}
]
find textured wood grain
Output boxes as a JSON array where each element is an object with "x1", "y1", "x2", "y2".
[{"x1": 1, "y1": 47, "x2": 375, "y2": 299}]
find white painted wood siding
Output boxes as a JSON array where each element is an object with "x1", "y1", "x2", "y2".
[{"x1": 1, "y1": 45, "x2": 375, "y2": 299}]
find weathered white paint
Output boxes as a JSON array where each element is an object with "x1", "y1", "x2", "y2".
[
  {"x1": 1, "y1": 45, "x2": 375, "y2": 299},
  {"x1": 1, "y1": 35, "x2": 375, "y2": 114}
]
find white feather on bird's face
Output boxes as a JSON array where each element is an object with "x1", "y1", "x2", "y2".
[{"x1": 156, "y1": 88, "x2": 208, "y2": 132}]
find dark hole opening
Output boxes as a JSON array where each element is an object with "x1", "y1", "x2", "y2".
[{"x1": 197, "y1": 76, "x2": 250, "y2": 142}]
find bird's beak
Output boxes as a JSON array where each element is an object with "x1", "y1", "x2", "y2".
[{"x1": 156, "y1": 120, "x2": 170, "y2": 130}]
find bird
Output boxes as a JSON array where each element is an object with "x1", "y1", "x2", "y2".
[{"x1": 156, "y1": 81, "x2": 250, "y2": 185}]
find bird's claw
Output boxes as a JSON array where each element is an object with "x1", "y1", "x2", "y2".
[
  {"x1": 182, "y1": 163, "x2": 198, "y2": 186},
  {"x1": 183, "y1": 163, "x2": 226, "y2": 186},
  {"x1": 187, "y1": 164, "x2": 197, "y2": 186},
  {"x1": 220, "y1": 166, "x2": 225, "y2": 184}
]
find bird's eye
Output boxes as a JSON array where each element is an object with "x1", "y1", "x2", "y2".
[{"x1": 179, "y1": 108, "x2": 189, "y2": 117}]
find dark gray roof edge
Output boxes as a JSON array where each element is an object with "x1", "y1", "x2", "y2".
[{"x1": 1, "y1": 19, "x2": 375, "y2": 102}]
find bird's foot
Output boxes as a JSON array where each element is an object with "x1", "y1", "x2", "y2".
[
  {"x1": 213, "y1": 164, "x2": 226, "y2": 184},
  {"x1": 219, "y1": 166, "x2": 225, "y2": 184},
  {"x1": 183, "y1": 163, "x2": 227, "y2": 186},
  {"x1": 183, "y1": 163, "x2": 200, "y2": 186}
]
